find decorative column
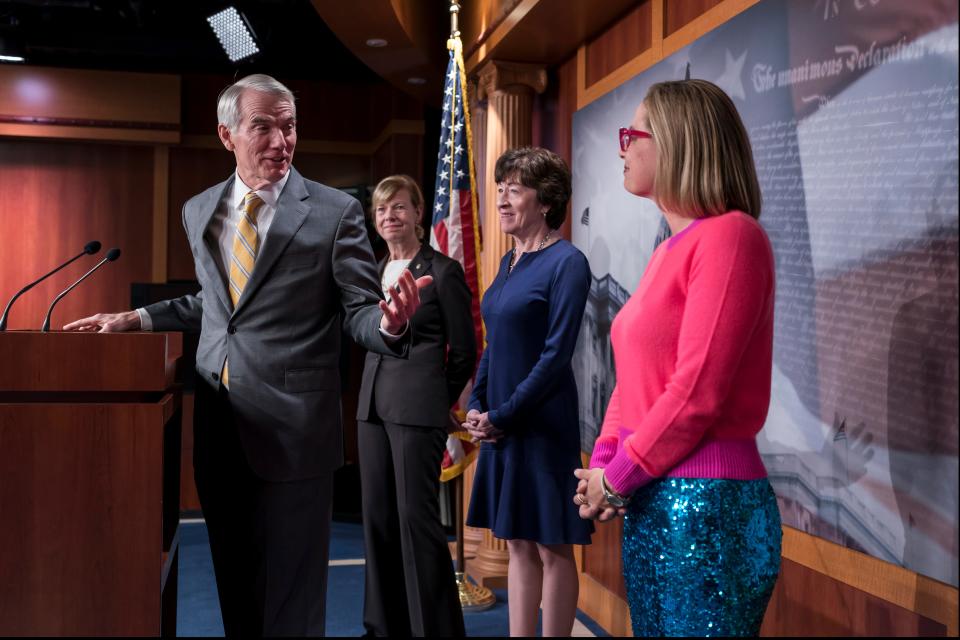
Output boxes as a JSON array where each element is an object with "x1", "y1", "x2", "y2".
[
  {"x1": 464, "y1": 60, "x2": 547, "y2": 589},
  {"x1": 477, "y1": 60, "x2": 547, "y2": 288}
]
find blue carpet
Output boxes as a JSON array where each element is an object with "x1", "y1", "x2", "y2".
[
  {"x1": 177, "y1": 520, "x2": 609, "y2": 637},
  {"x1": 177, "y1": 522, "x2": 224, "y2": 636}
]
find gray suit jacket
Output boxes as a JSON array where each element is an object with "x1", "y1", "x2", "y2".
[{"x1": 145, "y1": 167, "x2": 405, "y2": 482}]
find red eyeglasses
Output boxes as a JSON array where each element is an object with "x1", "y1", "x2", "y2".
[{"x1": 619, "y1": 127, "x2": 653, "y2": 152}]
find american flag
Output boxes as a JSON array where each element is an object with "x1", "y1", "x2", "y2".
[{"x1": 433, "y1": 36, "x2": 483, "y2": 482}]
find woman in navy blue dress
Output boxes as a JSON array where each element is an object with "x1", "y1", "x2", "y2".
[{"x1": 464, "y1": 147, "x2": 592, "y2": 637}]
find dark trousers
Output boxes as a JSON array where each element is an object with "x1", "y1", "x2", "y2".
[
  {"x1": 358, "y1": 418, "x2": 466, "y2": 637},
  {"x1": 193, "y1": 382, "x2": 333, "y2": 637}
]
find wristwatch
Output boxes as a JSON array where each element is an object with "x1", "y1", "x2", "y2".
[{"x1": 601, "y1": 472, "x2": 630, "y2": 508}]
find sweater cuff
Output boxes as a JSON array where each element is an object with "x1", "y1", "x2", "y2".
[
  {"x1": 589, "y1": 438, "x2": 618, "y2": 468},
  {"x1": 603, "y1": 447, "x2": 654, "y2": 496}
]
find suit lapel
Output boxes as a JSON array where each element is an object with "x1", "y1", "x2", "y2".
[
  {"x1": 233, "y1": 168, "x2": 310, "y2": 316},
  {"x1": 194, "y1": 176, "x2": 233, "y2": 315},
  {"x1": 381, "y1": 245, "x2": 431, "y2": 293},
  {"x1": 409, "y1": 245, "x2": 432, "y2": 280}
]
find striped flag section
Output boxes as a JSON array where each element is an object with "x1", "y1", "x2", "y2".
[{"x1": 432, "y1": 35, "x2": 483, "y2": 482}]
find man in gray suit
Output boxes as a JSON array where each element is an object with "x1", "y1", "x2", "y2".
[{"x1": 65, "y1": 74, "x2": 429, "y2": 636}]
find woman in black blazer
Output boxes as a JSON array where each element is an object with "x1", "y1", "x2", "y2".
[{"x1": 356, "y1": 175, "x2": 476, "y2": 637}]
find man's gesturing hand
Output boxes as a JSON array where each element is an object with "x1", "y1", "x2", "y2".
[
  {"x1": 63, "y1": 310, "x2": 141, "y2": 333},
  {"x1": 379, "y1": 269, "x2": 432, "y2": 335}
]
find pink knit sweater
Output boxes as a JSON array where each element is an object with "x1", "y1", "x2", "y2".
[{"x1": 589, "y1": 211, "x2": 775, "y2": 495}]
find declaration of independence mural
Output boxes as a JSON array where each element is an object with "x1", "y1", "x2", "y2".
[{"x1": 572, "y1": 0, "x2": 958, "y2": 586}]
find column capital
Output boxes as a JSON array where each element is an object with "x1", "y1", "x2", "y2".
[{"x1": 475, "y1": 60, "x2": 547, "y2": 101}]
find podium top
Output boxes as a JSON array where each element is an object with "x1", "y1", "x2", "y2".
[{"x1": 0, "y1": 332, "x2": 182, "y2": 394}]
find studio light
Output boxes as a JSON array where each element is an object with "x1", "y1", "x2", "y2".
[
  {"x1": 0, "y1": 36, "x2": 26, "y2": 63},
  {"x1": 207, "y1": 7, "x2": 259, "y2": 62}
]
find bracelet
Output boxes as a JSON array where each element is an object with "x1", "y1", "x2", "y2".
[{"x1": 600, "y1": 471, "x2": 630, "y2": 508}]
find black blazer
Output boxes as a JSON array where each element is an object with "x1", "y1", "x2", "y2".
[{"x1": 357, "y1": 244, "x2": 477, "y2": 428}]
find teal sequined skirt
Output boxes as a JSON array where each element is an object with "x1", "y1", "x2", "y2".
[{"x1": 622, "y1": 478, "x2": 782, "y2": 637}]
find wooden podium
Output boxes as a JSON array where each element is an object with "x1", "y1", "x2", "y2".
[{"x1": 0, "y1": 332, "x2": 182, "y2": 636}]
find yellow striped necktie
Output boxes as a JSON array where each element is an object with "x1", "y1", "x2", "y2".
[{"x1": 222, "y1": 190, "x2": 263, "y2": 387}]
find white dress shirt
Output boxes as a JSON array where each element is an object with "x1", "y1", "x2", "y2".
[
  {"x1": 138, "y1": 171, "x2": 289, "y2": 330},
  {"x1": 381, "y1": 259, "x2": 412, "y2": 300}
]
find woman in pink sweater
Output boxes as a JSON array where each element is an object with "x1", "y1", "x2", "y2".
[{"x1": 573, "y1": 79, "x2": 782, "y2": 636}]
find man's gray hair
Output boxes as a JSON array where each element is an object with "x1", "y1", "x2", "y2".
[{"x1": 217, "y1": 74, "x2": 296, "y2": 132}]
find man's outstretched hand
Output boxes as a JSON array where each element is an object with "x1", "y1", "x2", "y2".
[
  {"x1": 379, "y1": 269, "x2": 432, "y2": 335},
  {"x1": 63, "y1": 310, "x2": 141, "y2": 333}
]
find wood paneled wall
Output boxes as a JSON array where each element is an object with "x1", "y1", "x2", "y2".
[
  {"x1": 584, "y1": 2, "x2": 652, "y2": 87},
  {"x1": 762, "y1": 558, "x2": 947, "y2": 635},
  {"x1": 532, "y1": 55, "x2": 577, "y2": 242},
  {"x1": 0, "y1": 66, "x2": 179, "y2": 144},
  {"x1": 664, "y1": 0, "x2": 726, "y2": 36},
  {"x1": 0, "y1": 139, "x2": 154, "y2": 331}
]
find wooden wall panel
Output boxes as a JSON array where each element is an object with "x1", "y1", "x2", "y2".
[
  {"x1": 365, "y1": 83, "x2": 426, "y2": 135},
  {"x1": 0, "y1": 401, "x2": 168, "y2": 635},
  {"x1": 0, "y1": 66, "x2": 179, "y2": 126},
  {"x1": 179, "y1": 73, "x2": 425, "y2": 142},
  {"x1": 290, "y1": 81, "x2": 381, "y2": 141},
  {"x1": 180, "y1": 392, "x2": 200, "y2": 512},
  {"x1": 295, "y1": 152, "x2": 374, "y2": 190},
  {"x1": 0, "y1": 139, "x2": 153, "y2": 330},
  {"x1": 165, "y1": 147, "x2": 235, "y2": 281},
  {"x1": 761, "y1": 558, "x2": 947, "y2": 636},
  {"x1": 664, "y1": 0, "x2": 725, "y2": 36},
  {"x1": 180, "y1": 74, "x2": 381, "y2": 140},
  {"x1": 179, "y1": 74, "x2": 228, "y2": 137},
  {"x1": 371, "y1": 133, "x2": 424, "y2": 188},
  {"x1": 532, "y1": 54, "x2": 578, "y2": 241},
  {"x1": 461, "y1": 0, "x2": 524, "y2": 56},
  {"x1": 585, "y1": 1, "x2": 653, "y2": 87},
  {"x1": 0, "y1": 66, "x2": 179, "y2": 143},
  {"x1": 463, "y1": 0, "x2": 640, "y2": 74},
  {"x1": 582, "y1": 517, "x2": 627, "y2": 600}
]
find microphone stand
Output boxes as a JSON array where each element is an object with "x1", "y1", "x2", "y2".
[
  {"x1": 41, "y1": 250, "x2": 120, "y2": 332},
  {"x1": 0, "y1": 247, "x2": 97, "y2": 331}
]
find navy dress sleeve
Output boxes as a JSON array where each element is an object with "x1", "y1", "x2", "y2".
[
  {"x1": 468, "y1": 346, "x2": 491, "y2": 413},
  {"x1": 488, "y1": 252, "x2": 590, "y2": 429}
]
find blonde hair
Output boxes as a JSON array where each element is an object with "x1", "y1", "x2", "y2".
[
  {"x1": 644, "y1": 79, "x2": 762, "y2": 219},
  {"x1": 371, "y1": 174, "x2": 426, "y2": 241}
]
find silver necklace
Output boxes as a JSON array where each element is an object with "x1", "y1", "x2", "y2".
[{"x1": 509, "y1": 230, "x2": 552, "y2": 273}]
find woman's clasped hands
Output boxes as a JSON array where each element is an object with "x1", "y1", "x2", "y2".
[
  {"x1": 463, "y1": 409, "x2": 505, "y2": 443},
  {"x1": 572, "y1": 468, "x2": 627, "y2": 522}
]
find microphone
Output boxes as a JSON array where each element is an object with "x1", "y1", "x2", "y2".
[
  {"x1": 0, "y1": 240, "x2": 101, "y2": 331},
  {"x1": 40, "y1": 248, "x2": 121, "y2": 333}
]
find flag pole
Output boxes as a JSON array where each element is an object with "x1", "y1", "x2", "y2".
[
  {"x1": 447, "y1": 0, "x2": 493, "y2": 611},
  {"x1": 454, "y1": 468, "x2": 494, "y2": 610}
]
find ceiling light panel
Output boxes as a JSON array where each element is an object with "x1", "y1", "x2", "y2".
[{"x1": 207, "y1": 7, "x2": 259, "y2": 62}]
